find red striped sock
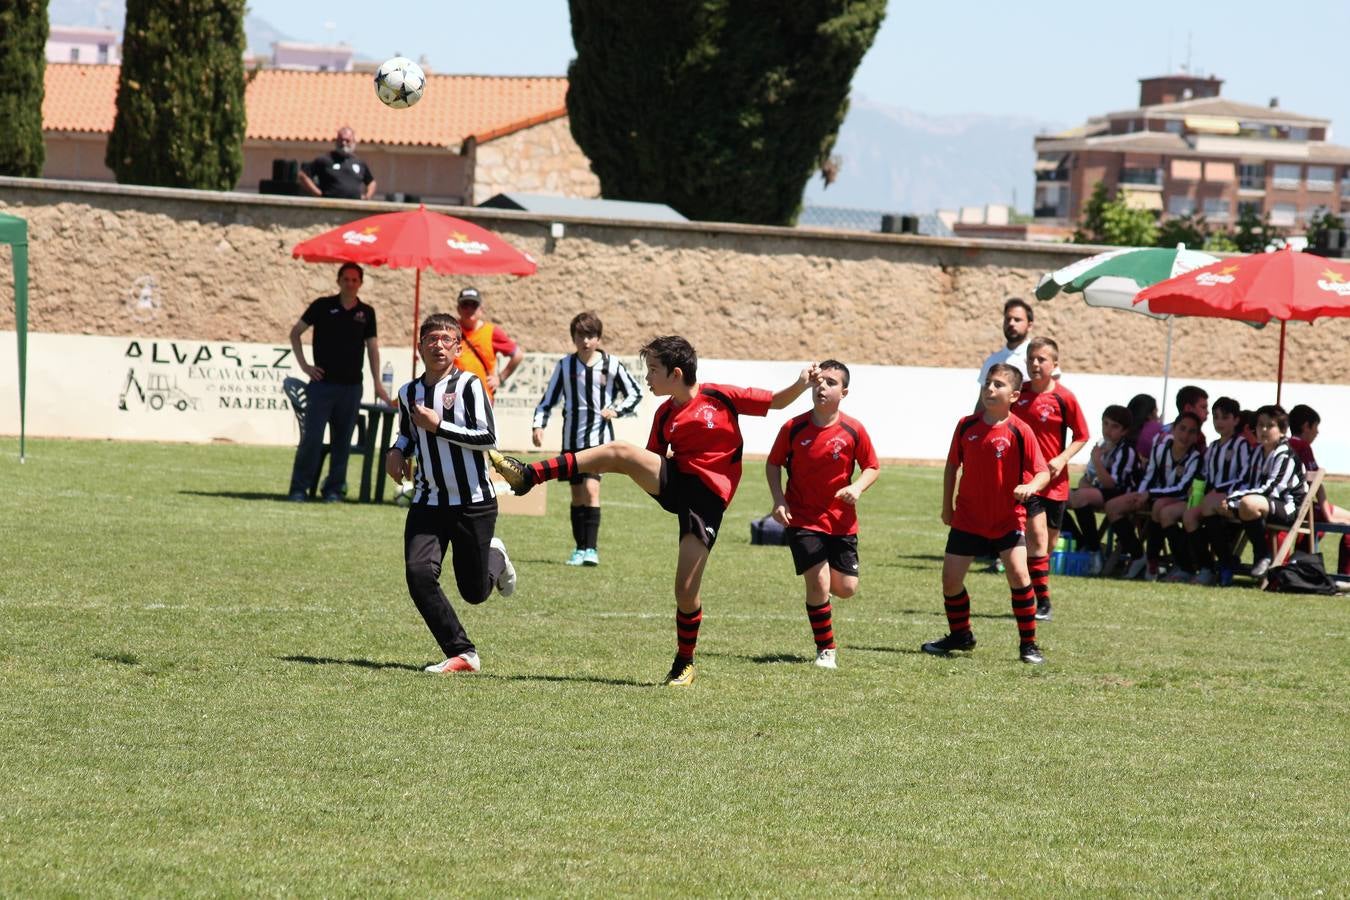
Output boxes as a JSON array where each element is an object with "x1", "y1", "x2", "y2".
[
  {"x1": 806, "y1": 601, "x2": 836, "y2": 651},
  {"x1": 943, "y1": 589, "x2": 971, "y2": 635},
  {"x1": 528, "y1": 451, "x2": 577, "y2": 485},
  {"x1": 1028, "y1": 554, "x2": 1051, "y2": 606},
  {"x1": 675, "y1": 606, "x2": 703, "y2": 662},
  {"x1": 1010, "y1": 584, "x2": 1036, "y2": 645}
]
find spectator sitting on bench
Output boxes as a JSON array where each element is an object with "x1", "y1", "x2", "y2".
[
  {"x1": 1238, "y1": 409, "x2": 1258, "y2": 448},
  {"x1": 1221, "y1": 405, "x2": 1308, "y2": 580},
  {"x1": 1069, "y1": 404, "x2": 1136, "y2": 575},
  {"x1": 1152, "y1": 385, "x2": 1210, "y2": 454},
  {"x1": 1107, "y1": 412, "x2": 1202, "y2": 581},
  {"x1": 1287, "y1": 404, "x2": 1350, "y2": 576},
  {"x1": 1176, "y1": 396, "x2": 1252, "y2": 585},
  {"x1": 1128, "y1": 393, "x2": 1161, "y2": 463}
]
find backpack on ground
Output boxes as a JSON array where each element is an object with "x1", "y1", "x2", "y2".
[{"x1": 1264, "y1": 552, "x2": 1339, "y2": 595}]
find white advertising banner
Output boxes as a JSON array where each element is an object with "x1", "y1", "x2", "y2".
[{"x1": 1, "y1": 332, "x2": 1346, "y2": 472}]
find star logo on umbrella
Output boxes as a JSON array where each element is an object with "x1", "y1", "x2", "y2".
[
  {"x1": 446, "y1": 231, "x2": 491, "y2": 255},
  {"x1": 1322, "y1": 269, "x2": 1344, "y2": 282},
  {"x1": 1196, "y1": 265, "x2": 1239, "y2": 286},
  {"x1": 1317, "y1": 268, "x2": 1350, "y2": 295}
]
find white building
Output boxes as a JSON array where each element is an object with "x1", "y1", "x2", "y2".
[{"x1": 46, "y1": 25, "x2": 120, "y2": 65}]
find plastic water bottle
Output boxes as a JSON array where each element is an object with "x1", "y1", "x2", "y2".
[
  {"x1": 1187, "y1": 478, "x2": 1207, "y2": 508},
  {"x1": 381, "y1": 362, "x2": 394, "y2": 403}
]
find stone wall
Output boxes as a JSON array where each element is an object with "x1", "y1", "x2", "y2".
[
  {"x1": 472, "y1": 117, "x2": 601, "y2": 204},
  {"x1": 3, "y1": 177, "x2": 1349, "y2": 387}
]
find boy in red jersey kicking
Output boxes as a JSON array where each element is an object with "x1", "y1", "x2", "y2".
[
  {"x1": 923, "y1": 363, "x2": 1050, "y2": 665},
  {"x1": 1010, "y1": 337, "x2": 1089, "y2": 622},
  {"x1": 491, "y1": 335, "x2": 818, "y2": 687},
  {"x1": 766, "y1": 360, "x2": 880, "y2": 670}
]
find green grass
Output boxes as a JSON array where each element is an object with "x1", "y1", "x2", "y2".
[{"x1": 1, "y1": 438, "x2": 1347, "y2": 895}]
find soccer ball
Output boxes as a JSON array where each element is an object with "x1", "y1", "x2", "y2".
[{"x1": 374, "y1": 57, "x2": 425, "y2": 109}]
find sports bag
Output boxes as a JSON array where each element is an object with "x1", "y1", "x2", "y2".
[{"x1": 1264, "y1": 552, "x2": 1338, "y2": 595}]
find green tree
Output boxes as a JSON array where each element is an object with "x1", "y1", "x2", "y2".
[
  {"x1": 566, "y1": 1, "x2": 886, "y2": 225},
  {"x1": 0, "y1": 0, "x2": 49, "y2": 177},
  {"x1": 1233, "y1": 205, "x2": 1278, "y2": 254},
  {"x1": 1305, "y1": 207, "x2": 1345, "y2": 252},
  {"x1": 1071, "y1": 181, "x2": 1112, "y2": 243},
  {"x1": 1155, "y1": 212, "x2": 1208, "y2": 250},
  {"x1": 1100, "y1": 196, "x2": 1157, "y2": 247},
  {"x1": 1203, "y1": 231, "x2": 1239, "y2": 252},
  {"x1": 106, "y1": 0, "x2": 246, "y2": 189}
]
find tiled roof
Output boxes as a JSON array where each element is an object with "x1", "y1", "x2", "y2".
[
  {"x1": 1104, "y1": 96, "x2": 1327, "y2": 126},
  {"x1": 41, "y1": 63, "x2": 569, "y2": 148}
]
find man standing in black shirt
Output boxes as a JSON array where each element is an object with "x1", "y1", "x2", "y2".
[
  {"x1": 287, "y1": 262, "x2": 393, "y2": 502},
  {"x1": 298, "y1": 126, "x2": 377, "y2": 200}
]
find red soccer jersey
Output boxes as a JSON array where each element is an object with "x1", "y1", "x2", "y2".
[
  {"x1": 1011, "y1": 382, "x2": 1090, "y2": 502},
  {"x1": 647, "y1": 383, "x2": 774, "y2": 504},
  {"x1": 767, "y1": 412, "x2": 879, "y2": 535},
  {"x1": 947, "y1": 414, "x2": 1046, "y2": 539}
]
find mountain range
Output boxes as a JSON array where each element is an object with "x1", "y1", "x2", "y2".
[{"x1": 48, "y1": 1, "x2": 1059, "y2": 215}]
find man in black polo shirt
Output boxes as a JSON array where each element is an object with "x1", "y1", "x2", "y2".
[
  {"x1": 287, "y1": 262, "x2": 393, "y2": 502},
  {"x1": 298, "y1": 126, "x2": 377, "y2": 200}
]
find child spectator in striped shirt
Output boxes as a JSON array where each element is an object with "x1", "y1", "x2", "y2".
[
  {"x1": 1176, "y1": 396, "x2": 1252, "y2": 585},
  {"x1": 1106, "y1": 412, "x2": 1203, "y2": 580},
  {"x1": 1068, "y1": 404, "x2": 1136, "y2": 574},
  {"x1": 531, "y1": 312, "x2": 643, "y2": 566},
  {"x1": 1225, "y1": 405, "x2": 1309, "y2": 579}
]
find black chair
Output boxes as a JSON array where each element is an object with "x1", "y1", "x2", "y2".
[{"x1": 283, "y1": 377, "x2": 367, "y2": 498}]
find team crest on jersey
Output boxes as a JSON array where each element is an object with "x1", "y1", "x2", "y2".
[
  {"x1": 826, "y1": 436, "x2": 848, "y2": 460},
  {"x1": 353, "y1": 310, "x2": 366, "y2": 323},
  {"x1": 698, "y1": 405, "x2": 717, "y2": 429},
  {"x1": 1038, "y1": 404, "x2": 1052, "y2": 422},
  {"x1": 991, "y1": 436, "x2": 1011, "y2": 458},
  {"x1": 442, "y1": 392, "x2": 456, "y2": 411}
]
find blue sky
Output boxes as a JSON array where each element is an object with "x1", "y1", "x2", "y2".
[{"x1": 248, "y1": 0, "x2": 1350, "y2": 132}]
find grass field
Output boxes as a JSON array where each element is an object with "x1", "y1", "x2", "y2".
[{"x1": 1, "y1": 438, "x2": 1347, "y2": 895}]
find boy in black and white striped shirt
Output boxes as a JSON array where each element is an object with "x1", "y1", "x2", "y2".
[
  {"x1": 531, "y1": 312, "x2": 643, "y2": 566},
  {"x1": 1222, "y1": 404, "x2": 1308, "y2": 579},
  {"x1": 385, "y1": 313, "x2": 517, "y2": 675},
  {"x1": 1178, "y1": 396, "x2": 1252, "y2": 584}
]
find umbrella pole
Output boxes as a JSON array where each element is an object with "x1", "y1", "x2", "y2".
[
  {"x1": 1276, "y1": 319, "x2": 1286, "y2": 406},
  {"x1": 411, "y1": 269, "x2": 422, "y2": 380},
  {"x1": 1161, "y1": 317, "x2": 1174, "y2": 422}
]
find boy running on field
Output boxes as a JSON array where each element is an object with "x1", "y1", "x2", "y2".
[
  {"x1": 385, "y1": 314, "x2": 518, "y2": 675},
  {"x1": 1010, "y1": 337, "x2": 1089, "y2": 621},
  {"x1": 923, "y1": 363, "x2": 1050, "y2": 665},
  {"x1": 492, "y1": 335, "x2": 818, "y2": 687},
  {"x1": 765, "y1": 360, "x2": 880, "y2": 670},
  {"x1": 531, "y1": 311, "x2": 643, "y2": 566}
]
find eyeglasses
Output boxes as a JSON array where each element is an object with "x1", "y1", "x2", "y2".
[{"x1": 420, "y1": 334, "x2": 459, "y2": 347}]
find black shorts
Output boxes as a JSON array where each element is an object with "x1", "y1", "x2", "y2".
[
  {"x1": 787, "y1": 528, "x2": 860, "y2": 577},
  {"x1": 945, "y1": 526, "x2": 1025, "y2": 558},
  {"x1": 647, "y1": 458, "x2": 727, "y2": 550},
  {"x1": 568, "y1": 471, "x2": 602, "y2": 486},
  {"x1": 1024, "y1": 495, "x2": 1067, "y2": 530},
  {"x1": 1100, "y1": 487, "x2": 1127, "y2": 503}
]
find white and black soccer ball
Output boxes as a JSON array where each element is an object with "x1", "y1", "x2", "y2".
[{"x1": 374, "y1": 57, "x2": 426, "y2": 109}]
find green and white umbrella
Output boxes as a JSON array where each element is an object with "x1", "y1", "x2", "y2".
[{"x1": 1036, "y1": 244, "x2": 1219, "y2": 418}]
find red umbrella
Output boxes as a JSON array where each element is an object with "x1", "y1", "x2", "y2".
[
  {"x1": 292, "y1": 205, "x2": 537, "y2": 373},
  {"x1": 1134, "y1": 247, "x2": 1350, "y2": 404}
]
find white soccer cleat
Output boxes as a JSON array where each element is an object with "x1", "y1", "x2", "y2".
[
  {"x1": 492, "y1": 536, "x2": 517, "y2": 597},
  {"x1": 815, "y1": 647, "x2": 838, "y2": 669},
  {"x1": 425, "y1": 651, "x2": 480, "y2": 674}
]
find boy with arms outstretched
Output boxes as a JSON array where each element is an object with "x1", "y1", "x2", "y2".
[
  {"x1": 493, "y1": 335, "x2": 818, "y2": 686},
  {"x1": 765, "y1": 360, "x2": 880, "y2": 670},
  {"x1": 923, "y1": 363, "x2": 1050, "y2": 665},
  {"x1": 385, "y1": 314, "x2": 517, "y2": 675},
  {"x1": 1011, "y1": 337, "x2": 1089, "y2": 621},
  {"x1": 531, "y1": 311, "x2": 643, "y2": 566}
]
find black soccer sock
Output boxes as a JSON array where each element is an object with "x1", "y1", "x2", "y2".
[
  {"x1": 1244, "y1": 517, "x2": 1270, "y2": 562},
  {"x1": 1167, "y1": 525, "x2": 1193, "y2": 571},
  {"x1": 1145, "y1": 521, "x2": 1165, "y2": 563},
  {"x1": 1205, "y1": 516, "x2": 1235, "y2": 568},
  {"x1": 1188, "y1": 525, "x2": 1214, "y2": 572},
  {"x1": 583, "y1": 506, "x2": 601, "y2": 551},
  {"x1": 1074, "y1": 507, "x2": 1102, "y2": 553},
  {"x1": 569, "y1": 505, "x2": 586, "y2": 550},
  {"x1": 1114, "y1": 518, "x2": 1143, "y2": 557}
]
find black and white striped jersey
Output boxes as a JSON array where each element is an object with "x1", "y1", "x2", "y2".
[
  {"x1": 392, "y1": 369, "x2": 497, "y2": 506},
  {"x1": 1088, "y1": 440, "x2": 1138, "y2": 491},
  {"x1": 1201, "y1": 435, "x2": 1253, "y2": 493},
  {"x1": 532, "y1": 351, "x2": 643, "y2": 451},
  {"x1": 1229, "y1": 439, "x2": 1307, "y2": 510},
  {"x1": 1139, "y1": 435, "x2": 1202, "y2": 498}
]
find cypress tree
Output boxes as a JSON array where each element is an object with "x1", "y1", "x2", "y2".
[
  {"x1": 107, "y1": 0, "x2": 246, "y2": 190},
  {"x1": 566, "y1": 1, "x2": 886, "y2": 226},
  {"x1": 0, "y1": 0, "x2": 49, "y2": 178}
]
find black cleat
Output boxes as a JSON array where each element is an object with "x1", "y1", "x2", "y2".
[
  {"x1": 1020, "y1": 642, "x2": 1045, "y2": 665},
  {"x1": 921, "y1": 632, "x2": 976, "y2": 655},
  {"x1": 488, "y1": 450, "x2": 536, "y2": 495},
  {"x1": 1034, "y1": 600, "x2": 1053, "y2": 621}
]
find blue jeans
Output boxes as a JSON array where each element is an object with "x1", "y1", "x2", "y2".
[{"x1": 288, "y1": 381, "x2": 362, "y2": 497}]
